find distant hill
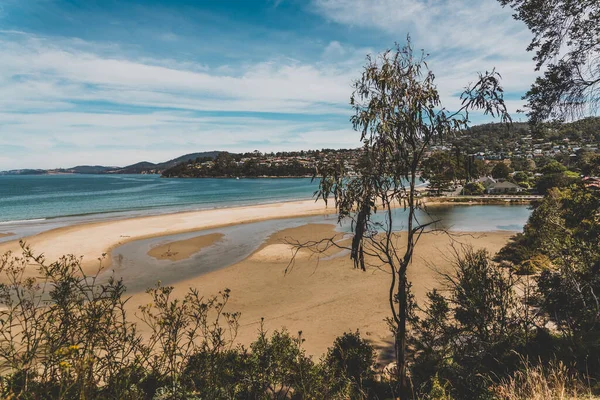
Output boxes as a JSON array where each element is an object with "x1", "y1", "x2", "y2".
[
  {"x1": 454, "y1": 122, "x2": 530, "y2": 153},
  {"x1": 0, "y1": 169, "x2": 47, "y2": 175},
  {"x1": 113, "y1": 152, "x2": 222, "y2": 174},
  {"x1": 0, "y1": 151, "x2": 222, "y2": 175},
  {"x1": 162, "y1": 151, "x2": 221, "y2": 167},
  {"x1": 68, "y1": 165, "x2": 117, "y2": 174},
  {"x1": 453, "y1": 117, "x2": 600, "y2": 153},
  {"x1": 110, "y1": 162, "x2": 159, "y2": 174}
]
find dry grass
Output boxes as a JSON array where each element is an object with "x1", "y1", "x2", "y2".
[{"x1": 494, "y1": 360, "x2": 596, "y2": 400}]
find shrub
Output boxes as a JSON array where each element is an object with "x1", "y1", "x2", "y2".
[
  {"x1": 411, "y1": 249, "x2": 528, "y2": 399},
  {"x1": 462, "y1": 182, "x2": 485, "y2": 195},
  {"x1": 516, "y1": 254, "x2": 552, "y2": 275},
  {"x1": 493, "y1": 359, "x2": 593, "y2": 400},
  {"x1": 323, "y1": 330, "x2": 376, "y2": 396}
]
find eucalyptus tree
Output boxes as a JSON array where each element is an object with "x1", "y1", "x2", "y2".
[
  {"x1": 499, "y1": 0, "x2": 600, "y2": 122},
  {"x1": 295, "y1": 38, "x2": 511, "y2": 397}
]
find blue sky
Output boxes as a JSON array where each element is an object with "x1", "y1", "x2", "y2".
[{"x1": 0, "y1": 0, "x2": 536, "y2": 169}]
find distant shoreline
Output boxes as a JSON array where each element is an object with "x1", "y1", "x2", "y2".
[
  {"x1": 424, "y1": 195, "x2": 541, "y2": 205},
  {"x1": 161, "y1": 175, "x2": 314, "y2": 179},
  {"x1": 0, "y1": 198, "x2": 336, "y2": 275}
]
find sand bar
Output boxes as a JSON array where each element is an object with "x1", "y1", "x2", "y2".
[
  {"x1": 0, "y1": 198, "x2": 333, "y2": 274},
  {"x1": 148, "y1": 233, "x2": 224, "y2": 261},
  {"x1": 0, "y1": 233, "x2": 14, "y2": 239}
]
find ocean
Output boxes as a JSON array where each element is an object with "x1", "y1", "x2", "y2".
[{"x1": 0, "y1": 174, "x2": 317, "y2": 223}]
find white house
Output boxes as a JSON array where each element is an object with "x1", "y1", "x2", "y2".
[{"x1": 486, "y1": 181, "x2": 524, "y2": 194}]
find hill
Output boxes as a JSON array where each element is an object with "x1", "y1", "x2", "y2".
[
  {"x1": 454, "y1": 117, "x2": 600, "y2": 153},
  {"x1": 0, "y1": 151, "x2": 222, "y2": 175},
  {"x1": 68, "y1": 165, "x2": 117, "y2": 174}
]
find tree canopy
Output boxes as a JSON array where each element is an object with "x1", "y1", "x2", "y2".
[{"x1": 499, "y1": 0, "x2": 600, "y2": 122}]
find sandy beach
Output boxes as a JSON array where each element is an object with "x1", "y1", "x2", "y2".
[
  {"x1": 0, "y1": 198, "x2": 334, "y2": 274},
  {"x1": 125, "y1": 223, "x2": 513, "y2": 358},
  {"x1": 0, "y1": 199, "x2": 517, "y2": 358},
  {"x1": 0, "y1": 194, "x2": 530, "y2": 276}
]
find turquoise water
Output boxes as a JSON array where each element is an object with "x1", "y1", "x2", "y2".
[{"x1": 0, "y1": 174, "x2": 317, "y2": 223}]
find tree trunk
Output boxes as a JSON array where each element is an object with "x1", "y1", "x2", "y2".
[
  {"x1": 396, "y1": 268, "x2": 409, "y2": 399},
  {"x1": 395, "y1": 164, "x2": 418, "y2": 399}
]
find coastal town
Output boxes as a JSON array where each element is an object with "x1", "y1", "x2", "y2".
[{"x1": 158, "y1": 118, "x2": 600, "y2": 197}]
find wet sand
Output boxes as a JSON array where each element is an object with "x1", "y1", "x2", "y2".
[
  {"x1": 147, "y1": 233, "x2": 224, "y2": 261},
  {"x1": 125, "y1": 223, "x2": 513, "y2": 358},
  {"x1": 0, "y1": 233, "x2": 14, "y2": 239}
]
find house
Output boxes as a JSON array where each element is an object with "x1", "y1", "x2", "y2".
[
  {"x1": 476, "y1": 176, "x2": 496, "y2": 188},
  {"x1": 486, "y1": 181, "x2": 524, "y2": 194}
]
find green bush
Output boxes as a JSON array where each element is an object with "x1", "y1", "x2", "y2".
[
  {"x1": 515, "y1": 254, "x2": 552, "y2": 275},
  {"x1": 411, "y1": 249, "x2": 528, "y2": 399},
  {"x1": 323, "y1": 330, "x2": 376, "y2": 397},
  {"x1": 462, "y1": 182, "x2": 485, "y2": 195}
]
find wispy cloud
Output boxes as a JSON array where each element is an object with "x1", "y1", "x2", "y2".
[
  {"x1": 0, "y1": 0, "x2": 538, "y2": 169},
  {"x1": 0, "y1": 33, "x2": 354, "y2": 115}
]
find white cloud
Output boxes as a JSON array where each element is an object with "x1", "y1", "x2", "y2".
[
  {"x1": 0, "y1": 33, "x2": 354, "y2": 116},
  {"x1": 323, "y1": 40, "x2": 346, "y2": 59},
  {"x1": 312, "y1": 0, "x2": 529, "y2": 54},
  {"x1": 0, "y1": 109, "x2": 359, "y2": 169},
  {"x1": 311, "y1": 0, "x2": 537, "y2": 111},
  {"x1": 0, "y1": 0, "x2": 541, "y2": 170}
]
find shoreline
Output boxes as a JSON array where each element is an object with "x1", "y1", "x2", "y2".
[
  {"x1": 0, "y1": 198, "x2": 336, "y2": 274},
  {"x1": 424, "y1": 196, "x2": 540, "y2": 205},
  {"x1": 0, "y1": 196, "x2": 531, "y2": 276},
  {"x1": 0, "y1": 193, "x2": 536, "y2": 227}
]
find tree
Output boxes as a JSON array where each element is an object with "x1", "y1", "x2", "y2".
[
  {"x1": 463, "y1": 182, "x2": 485, "y2": 195},
  {"x1": 473, "y1": 159, "x2": 491, "y2": 178},
  {"x1": 491, "y1": 162, "x2": 512, "y2": 179},
  {"x1": 297, "y1": 38, "x2": 510, "y2": 397},
  {"x1": 411, "y1": 250, "x2": 526, "y2": 398},
  {"x1": 511, "y1": 158, "x2": 536, "y2": 172},
  {"x1": 421, "y1": 151, "x2": 459, "y2": 195},
  {"x1": 513, "y1": 171, "x2": 529, "y2": 183},
  {"x1": 496, "y1": 185, "x2": 600, "y2": 377},
  {"x1": 213, "y1": 152, "x2": 235, "y2": 175},
  {"x1": 535, "y1": 170, "x2": 580, "y2": 194},
  {"x1": 579, "y1": 152, "x2": 600, "y2": 176},
  {"x1": 539, "y1": 159, "x2": 567, "y2": 175},
  {"x1": 498, "y1": 0, "x2": 600, "y2": 122}
]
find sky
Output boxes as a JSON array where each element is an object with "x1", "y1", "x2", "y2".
[{"x1": 0, "y1": 0, "x2": 537, "y2": 170}]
